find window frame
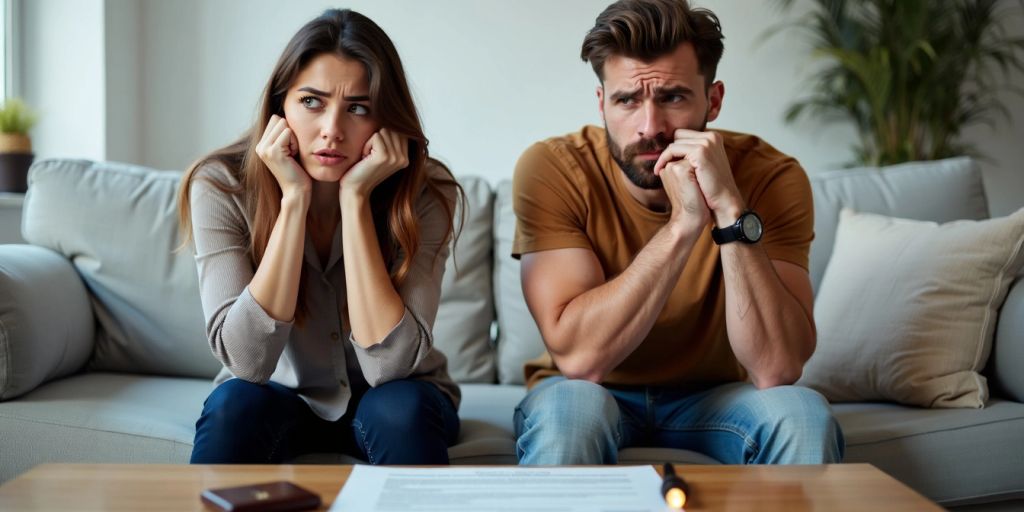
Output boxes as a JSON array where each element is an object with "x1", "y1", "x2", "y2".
[{"x1": 1, "y1": 0, "x2": 17, "y2": 101}]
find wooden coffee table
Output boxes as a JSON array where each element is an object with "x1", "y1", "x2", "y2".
[{"x1": 0, "y1": 463, "x2": 940, "y2": 511}]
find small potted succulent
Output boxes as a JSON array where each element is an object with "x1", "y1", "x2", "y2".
[{"x1": 0, "y1": 98, "x2": 38, "y2": 193}]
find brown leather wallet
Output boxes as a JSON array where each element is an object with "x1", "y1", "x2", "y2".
[{"x1": 200, "y1": 481, "x2": 322, "y2": 511}]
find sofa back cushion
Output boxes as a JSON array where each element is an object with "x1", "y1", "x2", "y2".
[
  {"x1": 493, "y1": 181, "x2": 546, "y2": 385},
  {"x1": 23, "y1": 159, "x2": 220, "y2": 378},
  {"x1": 992, "y1": 278, "x2": 1024, "y2": 402},
  {"x1": 432, "y1": 176, "x2": 496, "y2": 383},
  {"x1": 808, "y1": 157, "x2": 989, "y2": 293},
  {"x1": 21, "y1": 159, "x2": 497, "y2": 382}
]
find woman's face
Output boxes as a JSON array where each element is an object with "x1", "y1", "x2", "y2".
[{"x1": 282, "y1": 53, "x2": 380, "y2": 182}]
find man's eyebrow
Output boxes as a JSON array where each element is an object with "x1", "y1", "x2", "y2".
[
  {"x1": 656, "y1": 85, "x2": 695, "y2": 97},
  {"x1": 610, "y1": 88, "x2": 642, "y2": 101},
  {"x1": 609, "y1": 85, "x2": 695, "y2": 101},
  {"x1": 296, "y1": 87, "x2": 369, "y2": 102}
]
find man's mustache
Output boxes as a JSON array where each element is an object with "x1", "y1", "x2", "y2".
[{"x1": 624, "y1": 134, "x2": 673, "y2": 157}]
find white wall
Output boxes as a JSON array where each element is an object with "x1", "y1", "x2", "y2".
[
  {"x1": 136, "y1": 0, "x2": 610, "y2": 176},
  {"x1": 19, "y1": 0, "x2": 106, "y2": 161},
  {"x1": 961, "y1": 17, "x2": 1024, "y2": 217},
  {"x1": 135, "y1": 0, "x2": 858, "y2": 175},
  {"x1": 104, "y1": 0, "x2": 141, "y2": 164},
  {"x1": 19, "y1": 0, "x2": 1024, "y2": 214}
]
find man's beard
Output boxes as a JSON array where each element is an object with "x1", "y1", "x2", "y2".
[{"x1": 607, "y1": 114, "x2": 709, "y2": 190}]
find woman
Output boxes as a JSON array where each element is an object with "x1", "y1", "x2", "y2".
[{"x1": 178, "y1": 8, "x2": 463, "y2": 464}]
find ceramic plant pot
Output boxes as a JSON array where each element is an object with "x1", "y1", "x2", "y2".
[{"x1": 0, "y1": 133, "x2": 33, "y2": 193}]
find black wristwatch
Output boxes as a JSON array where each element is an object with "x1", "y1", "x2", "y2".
[{"x1": 711, "y1": 210, "x2": 763, "y2": 245}]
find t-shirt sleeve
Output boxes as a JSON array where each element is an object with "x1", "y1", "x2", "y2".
[
  {"x1": 511, "y1": 141, "x2": 592, "y2": 259},
  {"x1": 752, "y1": 160, "x2": 815, "y2": 271}
]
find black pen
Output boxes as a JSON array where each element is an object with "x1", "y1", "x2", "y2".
[{"x1": 662, "y1": 462, "x2": 690, "y2": 509}]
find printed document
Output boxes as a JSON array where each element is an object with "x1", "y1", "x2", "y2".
[{"x1": 330, "y1": 465, "x2": 668, "y2": 512}]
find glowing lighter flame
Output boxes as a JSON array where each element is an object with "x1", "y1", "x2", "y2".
[{"x1": 666, "y1": 487, "x2": 687, "y2": 509}]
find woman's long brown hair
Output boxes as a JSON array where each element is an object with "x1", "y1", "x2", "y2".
[{"x1": 178, "y1": 9, "x2": 463, "y2": 324}]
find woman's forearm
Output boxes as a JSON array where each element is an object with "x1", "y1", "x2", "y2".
[
  {"x1": 341, "y1": 190, "x2": 405, "y2": 347},
  {"x1": 248, "y1": 192, "x2": 310, "y2": 322}
]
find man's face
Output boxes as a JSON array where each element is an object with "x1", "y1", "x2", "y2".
[{"x1": 598, "y1": 42, "x2": 723, "y2": 190}]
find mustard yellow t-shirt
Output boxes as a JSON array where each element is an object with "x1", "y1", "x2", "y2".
[{"x1": 512, "y1": 125, "x2": 814, "y2": 389}]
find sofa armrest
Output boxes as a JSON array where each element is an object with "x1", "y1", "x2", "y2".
[
  {"x1": 0, "y1": 245, "x2": 94, "y2": 400},
  {"x1": 992, "y1": 278, "x2": 1024, "y2": 403}
]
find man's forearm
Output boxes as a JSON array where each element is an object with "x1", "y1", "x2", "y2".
[
  {"x1": 720, "y1": 242, "x2": 815, "y2": 388},
  {"x1": 546, "y1": 222, "x2": 700, "y2": 381}
]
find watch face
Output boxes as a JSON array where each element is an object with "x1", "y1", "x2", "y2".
[{"x1": 742, "y1": 213, "x2": 763, "y2": 242}]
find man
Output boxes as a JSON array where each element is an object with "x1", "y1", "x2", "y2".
[{"x1": 511, "y1": 0, "x2": 844, "y2": 465}]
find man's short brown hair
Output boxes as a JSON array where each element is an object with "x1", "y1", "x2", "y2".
[{"x1": 581, "y1": 0, "x2": 725, "y2": 89}]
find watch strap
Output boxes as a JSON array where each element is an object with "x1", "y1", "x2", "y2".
[{"x1": 711, "y1": 222, "x2": 739, "y2": 244}]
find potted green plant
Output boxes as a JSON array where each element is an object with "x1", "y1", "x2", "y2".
[
  {"x1": 0, "y1": 98, "x2": 38, "y2": 193},
  {"x1": 772, "y1": 0, "x2": 1024, "y2": 167}
]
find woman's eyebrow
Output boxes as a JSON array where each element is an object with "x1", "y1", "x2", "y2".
[
  {"x1": 297, "y1": 86, "x2": 329, "y2": 96},
  {"x1": 296, "y1": 86, "x2": 369, "y2": 103}
]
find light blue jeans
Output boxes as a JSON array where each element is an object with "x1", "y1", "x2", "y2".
[{"x1": 513, "y1": 377, "x2": 844, "y2": 465}]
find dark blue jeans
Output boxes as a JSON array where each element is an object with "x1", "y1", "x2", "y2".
[{"x1": 190, "y1": 378, "x2": 459, "y2": 464}]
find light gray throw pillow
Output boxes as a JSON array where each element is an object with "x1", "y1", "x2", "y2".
[
  {"x1": 0, "y1": 245, "x2": 94, "y2": 399},
  {"x1": 800, "y1": 208, "x2": 1024, "y2": 408}
]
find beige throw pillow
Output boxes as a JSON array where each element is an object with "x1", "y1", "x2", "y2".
[{"x1": 798, "y1": 208, "x2": 1024, "y2": 408}]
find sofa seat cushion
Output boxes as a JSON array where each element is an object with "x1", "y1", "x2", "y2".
[
  {"x1": 0, "y1": 372, "x2": 209, "y2": 482},
  {"x1": 450, "y1": 384, "x2": 526, "y2": 464},
  {"x1": 617, "y1": 447, "x2": 722, "y2": 465},
  {"x1": 836, "y1": 399, "x2": 1024, "y2": 506},
  {"x1": 5, "y1": 376, "x2": 771, "y2": 479}
]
